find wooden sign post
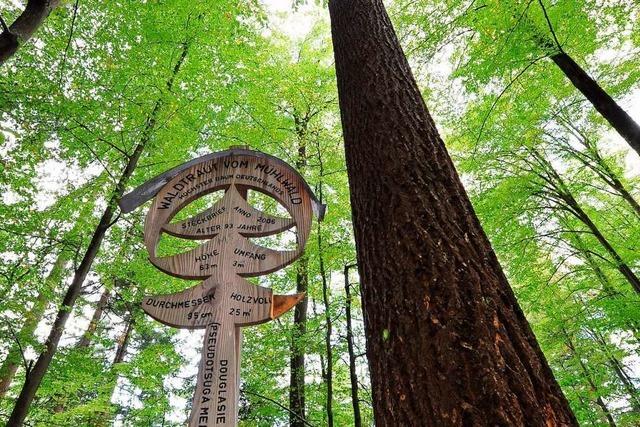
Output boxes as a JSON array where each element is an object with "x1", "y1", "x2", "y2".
[{"x1": 119, "y1": 148, "x2": 325, "y2": 426}]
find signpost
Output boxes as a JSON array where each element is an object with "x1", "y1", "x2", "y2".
[{"x1": 119, "y1": 147, "x2": 325, "y2": 426}]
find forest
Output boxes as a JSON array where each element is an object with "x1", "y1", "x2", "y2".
[{"x1": 0, "y1": 0, "x2": 638, "y2": 426}]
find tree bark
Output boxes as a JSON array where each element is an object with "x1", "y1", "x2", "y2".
[
  {"x1": 530, "y1": 149, "x2": 640, "y2": 295},
  {"x1": 344, "y1": 264, "x2": 362, "y2": 427},
  {"x1": 560, "y1": 186, "x2": 640, "y2": 295},
  {"x1": 550, "y1": 52, "x2": 640, "y2": 158},
  {"x1": 0, "y1": 250, "x2": 67, "y2": 398},
  {"x1": 6, "y1": 41, "x2": 189, "y2": 427},
  {"x1": 76, "y1": 289, "x2": 110, "y2": 349},
  {"x1": 556, "y1": 122, "x2": 640, "y2": 221},
  {"x1": 289, "y1": 257, "x2": 308, "y2": 427},
  {"x1": 0, "y1": 0, "x2": 61, "y2": 65},
  {"x1": 112, "y1": 313, "x2": 134, "y2": 365},
  {"x1": 328, "y1": 1, "x2": 577, "y2": 425},
  {"x1": 563, "y1": 330, "x2": 617, "y2": 427},
  {"x1": 318, "y1": 221, "x2": 334, "y2": 427},
  {"x1": 290, "y1": 120, "x2": 309, "y2": 427}
]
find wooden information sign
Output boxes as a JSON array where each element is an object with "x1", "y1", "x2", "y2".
[{"x1": 119, "y1": 148, "x2": 325, "y2": 426}]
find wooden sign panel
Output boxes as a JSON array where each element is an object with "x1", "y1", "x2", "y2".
[{"x1": 121, "y1": 148, "x2": 324, "y2": 426}]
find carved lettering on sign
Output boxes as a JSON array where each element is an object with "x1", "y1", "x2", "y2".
[{"x1": 122, "y1": 148, "x2": 325, "y2": 426}]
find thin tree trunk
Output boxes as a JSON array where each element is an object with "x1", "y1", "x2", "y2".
[
  {"x1": 328, "y1": 1, "x2": 577, "y2": 425},
  {"x1": 289, "y1": 257, "x2": 308, "y2": 427},
  {"x1": 318, "y1": 221, "x2": 334, "y2": 427},
  {"x1": 566, "y1": 228, "x2": 618, "y2": 296},
  {"x1": 556, "y1": 122, "x2": 640, "y2": 221},
  {"x1": 531, "y1": 150, "x2": 640, "y2": 295},
  {"x1": 609, "y1": 174, "x2": 640, "y2": 221},
  {"x1": 563, "y1": 191, "x2": 640, "y2": 294},
  {"x1": 51, "y1": 288, "x2": 111, "y2": 413},
  {"x1": 0, "y1": 0, "x2": 61, "y2": 65},
  {"x1": 314, "y1": 136, "x2": 334, "y2": 427},
  {"x1": 290, "y1": 120, "x2": 309, "y2": 427},
  {"x1": 344, "y1": 264, "x2": 362, "y2": 427},
  {"x1": 589, "y1": 328, "x2": 640, "y2": 412},
  {"x1": 76, "y1": 289, "x2": 110, "y2": 349},
  {"x1": 550, "y1": 52, "x2": 640, "y2": 157},
  {"x1": 563, "y1": 330, "x2": 617, "y2": 427},
  {"x1": 113, "y1": 314, "x2": 134, "y2": 365},
  {"x1": 0, "y1": 251, "x2": 67, "y2": 398},
  {"x1": 6, "y1": 41, "x2": 189, "y2": 427},
  {"x1": 88, "y1": 313, "x2": 135, "y2": 427}
]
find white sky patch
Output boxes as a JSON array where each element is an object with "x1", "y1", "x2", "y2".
[{"x1": 261, "y1": 0, "x2": 320, "y2": 40}]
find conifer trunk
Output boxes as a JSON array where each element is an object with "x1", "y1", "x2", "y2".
[
  {"x1": 6, "y1": 42, "x2": 189, "y2": 426},
  {"x1": 551, "y1": 52, "x2": 640, "y2": 158},
  {"x1": 344, "y1": 264, "x2": 362, "y2": 427},
  {"x1": 328, "y1": 1, "x2": 577, "y2": 425}
]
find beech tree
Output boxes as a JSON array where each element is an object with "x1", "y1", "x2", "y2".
[
  {"x1": 6, "y1": 40, "x2": 189, "y2": 423},
  {"x1": 328, "y1": 0, "x2": 577, "y2": 424},
  {"x1": 395, "y1": 0, "x2": 640, "y2": 156},
  {"x1": 1, "y1": 1, "x2": 637, "y2": 425},
  {"x1": 0, "y1": 0, "x2": 60, "y2": 65}
]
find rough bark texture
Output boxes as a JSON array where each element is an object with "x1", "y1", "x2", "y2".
[
  {"x1": 0, "y1": 251, "x2": 66, "y2": 398},
  {"x1": 328, "y1": 1, "x2": 578, "y2": 425},
  {"x1": 344, "y1": 264, "x2": 362, "y2": 427},
  {"x1": 550, "y1": 52, "x2": 640, "y2": 158},
  {"x1": 6, "y1": 42, "x2": 189, "y2": 426},
  {"x1": 0, "y1": 0, "x2": 61, "y2": 65}
]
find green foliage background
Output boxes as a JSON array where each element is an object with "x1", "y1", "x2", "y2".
[{"x1": 0, "y1": 0, "x2": 638, "y2": 425}]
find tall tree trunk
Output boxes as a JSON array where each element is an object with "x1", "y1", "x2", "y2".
[
  {"x1": 6, "y1": 41, "x2": 189, "y2": 427},
  {"x1": 550, "y1": 52, "x2": 640, "y2": 158},
  {"x1": 0, "y1": 250, "x2": 67, "y2": 398},
  {"x1": 0, "y1": 0, "x2": 61, "y2": 65},
  {"x1": 565, "y1": 227, "x2": 618, "y2": 296},
  {"x1": 314, "y1": 137, "x2": 334, "y2": 427},
  {"x1": 290, "y1": 121, "x2": 309, "y2": 427},
  {"x1": 530, "y1": 150, "x2": 640, "y2": 295},
  {"x1": 556, "y1": 122, "x2": 640, "y2": 221},
  {"x1": 289, "y1": 257, "x2": 308, "y2": 427},
  {"x1": 344, "y1": 264, "x2": 362, "y2": 427},
  {"x1": 561, "y1": 187, "x2": 640, "y2": 294},
  {"x1": 51, "y1": 288, "x2": 111, "y2": 413},
  {"x1": 328, "y1": 1, "x2": 577, "y2": 425},
  {"x1": 75, "y1": 289, "x2": 110, "y2": 349},
  {"x1": 318, "y1": 221, "x2": 334, "y2": 427},
  {"x1": 588, "y1": 328, "x2": 640, "y2": 412},
  {"x1": 563, "y1": 330, "x2": 617, "y2": 427},
  {"x1": 112, "y1": 313, "x2": 134, "y2": 366},
  {"x1": 94, "y1": 314, "x2": 135, "y2": 427}
]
